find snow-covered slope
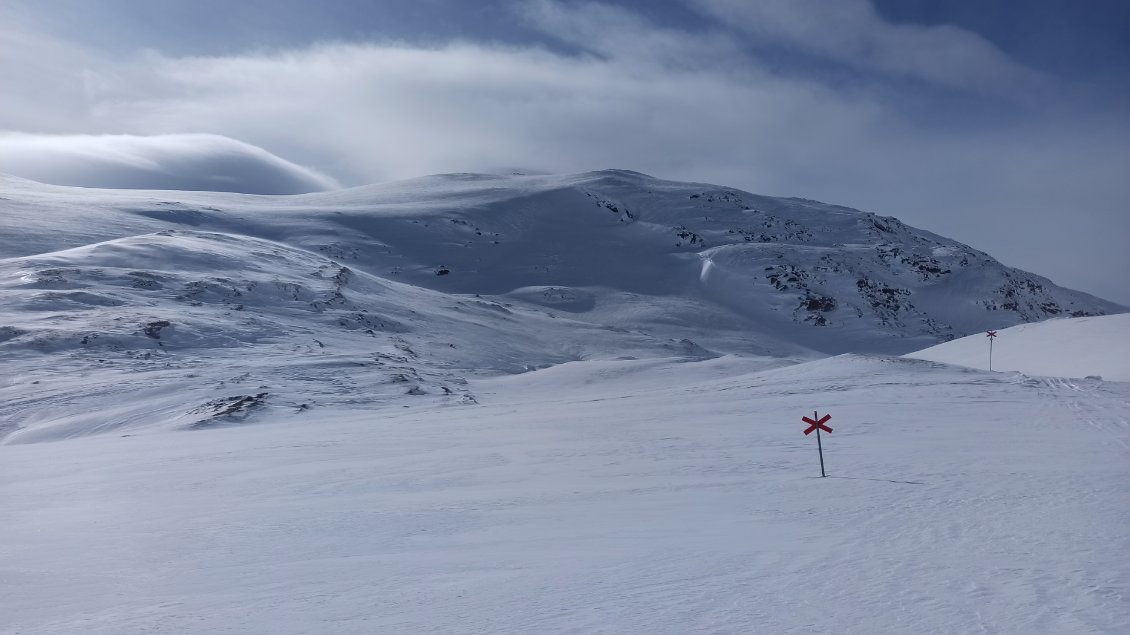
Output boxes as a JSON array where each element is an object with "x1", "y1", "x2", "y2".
[
  {"x1": 2, "y1": 171, "x2": 1128, "y2": 633},
  {"x1": 2, "y1": 229, "x2": 793, "y2": 443},
  {"x1": 905, "y1": 313, "x2": 1130, "y2": 381},
  {"x1": 1, "y1": 169, "x2": 1123, "y2": 442},
  {"x1": 3, "y1": 353, "x2": 1127, "y2": 634},
  {"x1": 2, "y1": 170, "x2": 1121, "y2": 352}
]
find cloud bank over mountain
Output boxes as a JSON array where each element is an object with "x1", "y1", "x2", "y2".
[
  {"x1": 0, "y1": 0, "x2": 1126, "y2": 301},
  {"x1": 0, "y1": 133, "x2": 339, "y2": 194}
]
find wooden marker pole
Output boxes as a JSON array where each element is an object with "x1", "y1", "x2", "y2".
[
  {"x1": 986, "y1": 330, "x2": 998, "y2": 371},
  {"x1": 815, "y1": 411, "x2": 826, "y2": 478},
  {"x1": 801, "y1": 411, "x2": 833, "y2": 477}
]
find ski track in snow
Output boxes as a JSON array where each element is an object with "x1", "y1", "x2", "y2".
[{"x1": 1032, "y1": 376, "x2": 1130, "y2": 450}]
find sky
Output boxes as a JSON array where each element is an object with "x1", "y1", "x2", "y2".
[{"x1": 1, "y1": 0, "x2": 1128, "y2": 304}]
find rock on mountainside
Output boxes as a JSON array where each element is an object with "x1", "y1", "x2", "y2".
[{"x1": 0, "y1": 169, "x2": 1123, "y2": 440}]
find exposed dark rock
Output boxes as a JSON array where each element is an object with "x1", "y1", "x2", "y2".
[{"x1": 142, "y1": 320, "x2": 171, "y2": 339}]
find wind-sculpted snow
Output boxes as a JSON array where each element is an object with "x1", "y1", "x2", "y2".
[{"x1": 0, "y1": 229, "x2": 778, "y2": 442}]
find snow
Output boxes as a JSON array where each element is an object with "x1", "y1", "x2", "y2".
[
  {"x1": 906, "y1": 313, "x2": 1130, "y2": 382},
  {"x1": 2, "y1": 355, "x2": 1127, "y2": 634},
  {"x1": 1, "y1": 170, "x2": 1122, "y2": 360},
  {"x1": 1, "y1": 171, "x2": 1128, "y2": 633}
]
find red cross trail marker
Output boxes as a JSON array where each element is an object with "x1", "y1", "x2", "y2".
[
  {"x1": 802, "y1": 413, "x2": 832, "y2": 435},
  {"x1": 802, "y1": 411, "x2": 833, "y2": 477},
  {"x1": 986, "y1": 330, "x2": 998, "y2": 371}
]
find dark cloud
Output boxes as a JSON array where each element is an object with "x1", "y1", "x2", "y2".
[{"x1": 0, "y1": 133, "x2": 339, "y2": 194}]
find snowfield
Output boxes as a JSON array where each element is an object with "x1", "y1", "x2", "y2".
[
  {"x1": 3, "y1": 353, "x2": 1128, "y2": 634},
  {"x1": 1, "y1": 171, "x2": 1127, "y2": 633},
  {"x1": 906, "y1": 313, "x2": 1130, "y2": 382}
]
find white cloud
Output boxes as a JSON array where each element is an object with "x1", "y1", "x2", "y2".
[
  {"x1": 0, "y1": 133, "x2": 340, "y2": 194},
  {"x1": 91, "y1": 37, "x2": 887, "y2": 192},
  {"x1": 0, "y1": 5, "x2": 109, "y2": 132},
  {"x1": 0, "y1": 0, "x2": 1125, "y2": 302}
]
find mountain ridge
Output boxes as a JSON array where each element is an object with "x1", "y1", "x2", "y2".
[
  {"x1": 1, "y1": 168, "x2": 1122, "y2": 354},
  {"x1": 1, "y1": 169, "x2": 1124, "y2": 440}
]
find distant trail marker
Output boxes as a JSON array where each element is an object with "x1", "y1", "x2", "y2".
[
  {"x1": 986, "y1": 330, "x2": 998, "y2": 371},
  {"x1": 802, "y1": 411, "x2": 833, "y2": 477}
]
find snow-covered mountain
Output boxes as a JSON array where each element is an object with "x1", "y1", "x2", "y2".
[
  {"x1": 2, "y1": 171, "x2": 1128, "y2": 634},
  {"x1": 0, "y1": 169, "x2": 1123, "y2": 441}
]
